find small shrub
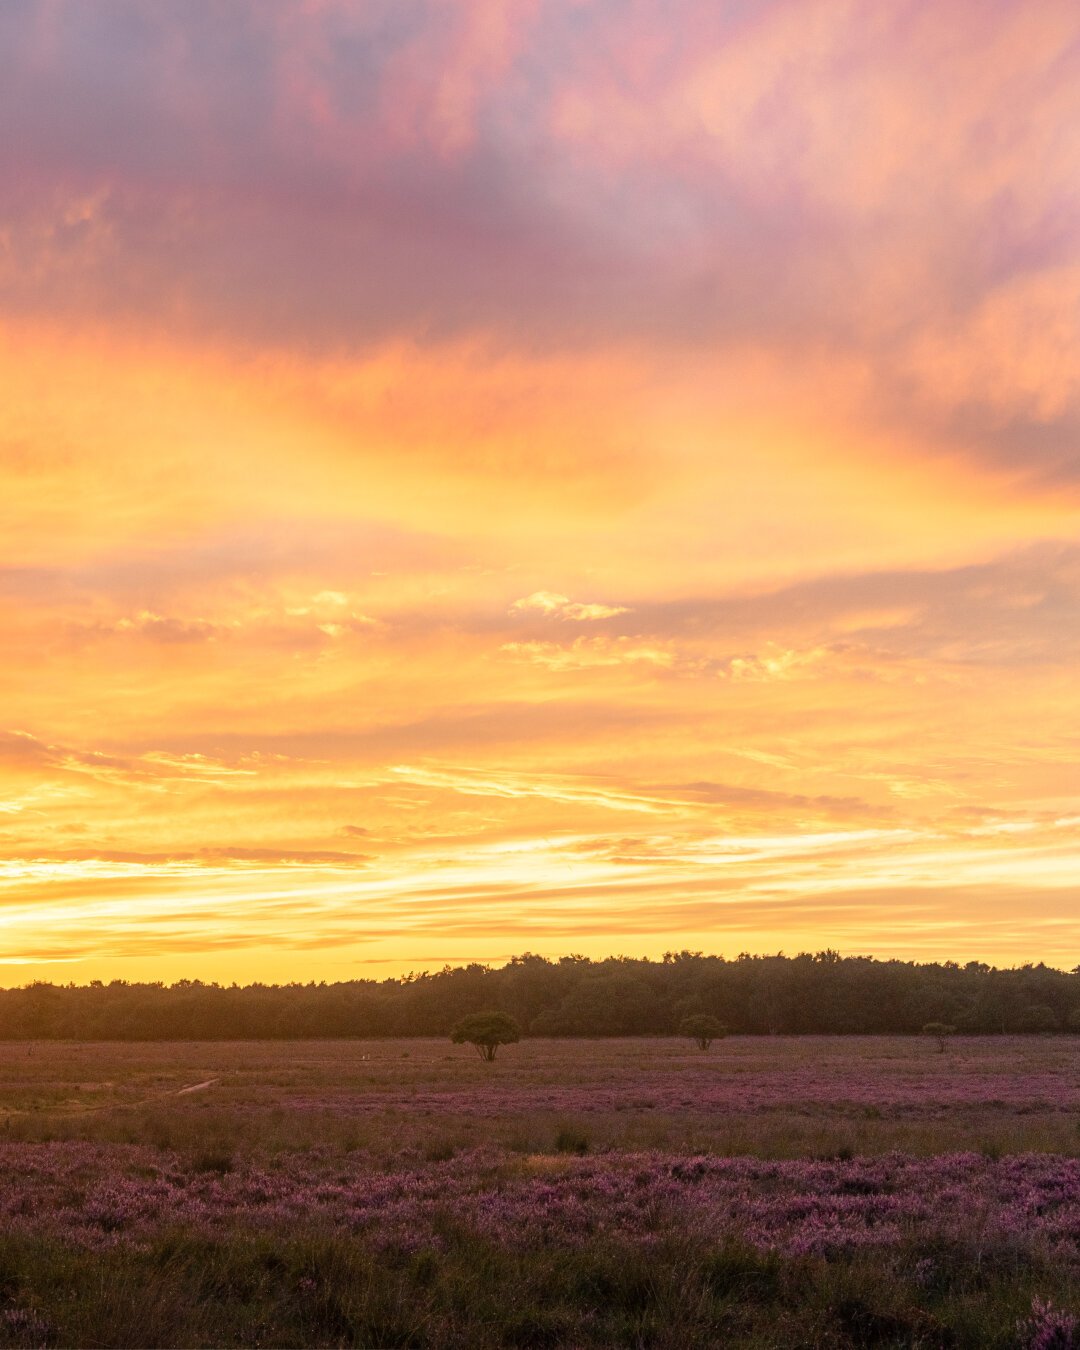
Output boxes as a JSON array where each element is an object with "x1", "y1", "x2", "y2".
[
  {"x1": 922, "y1": 1022, "x2": 956, "y2": 1053},
  {"x1": 422, "y1": 1140, "x2": 456, "y2": 1163},
  {"x1": 555, "y1": 1129, "x2": 590, "y2": 1156},
  {"x1": 816, "y1": 1145, "x2": 854, "y2": 1162},
  {"x1": 1019, "y1": 1296, "x2": 1078, "y2": 1349},
  {"x1": 678, "y1": 1014, "x2": 727, "y2": 1051},
  {"x1": 700, "y1": 1243, "x2": 783, "y2": 1299},
  {"x1": 191, "y1": 1148, "x2": 235, "y2": 1175},
  {"x1": 2, "y1": 1306, "x2": 54, "y2": 1348}
]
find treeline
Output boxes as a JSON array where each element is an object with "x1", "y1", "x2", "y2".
[{"x1": 1, "y1": 952, "x2": 1079, "y2": 1040}]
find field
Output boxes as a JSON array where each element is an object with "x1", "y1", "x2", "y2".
[{"x1": 0, "y1": 1036, "x2": 1078, "y2": 1347}]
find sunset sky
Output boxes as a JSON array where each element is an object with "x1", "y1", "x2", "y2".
[{"x1": 2, "y1": 0, "x2": 1079, "y2": 982}]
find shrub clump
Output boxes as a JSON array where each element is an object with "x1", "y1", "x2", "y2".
[
  {"x1": 679, "y1": 1015, "x2": 727, "y2": 1051},
  {"x1": 554, "y1": 1129, "x2": 590, "y2": 1156},
  {"x1": 922, "y1": 1022, "x2": 957, "y2": 1053},
  {"x1": 450, "y1": 1011, "x2": 521, "y2": 1062}
]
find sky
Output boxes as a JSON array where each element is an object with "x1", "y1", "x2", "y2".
[{"x1": 1, "y1": 0, "x2": 1079, "y2": 983}]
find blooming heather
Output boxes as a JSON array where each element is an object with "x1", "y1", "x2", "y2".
[{"x1": 0, "y1": 1142, "x2": 1077, "y2": 1267}]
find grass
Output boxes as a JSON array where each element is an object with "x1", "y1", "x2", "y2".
[
  {"x1": 0, "y1": 1036, "x2": 1076, "y2": 1345},
  {"x1": 4, "y1": 1034, "x2": 1079, "y2": 1159},
  {"x1": 0, "y1": 1226, "x2": 1073, "y2": 1347}
]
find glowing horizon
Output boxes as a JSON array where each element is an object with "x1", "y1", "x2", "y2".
[{"x1": 2, "y1": 1, "x2": 1079, "y2": 982}]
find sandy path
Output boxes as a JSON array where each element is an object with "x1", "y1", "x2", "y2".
[
  {"x1": 0, "y1": 1075, "x2": 223, "y2": 1118},
  {"x1": 174, "y1": 1078, "x2": 219, "y2": 1095}
]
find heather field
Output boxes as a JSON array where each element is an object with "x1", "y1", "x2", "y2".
[{"x1": 1, "y1": 1037, "x2": 1078, "y2": 1347}]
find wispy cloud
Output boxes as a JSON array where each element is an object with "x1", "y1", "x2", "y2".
[{"x1": 509, "y1": 591, "x2": 630, "y2": 621}]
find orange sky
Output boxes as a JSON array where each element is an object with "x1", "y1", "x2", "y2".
[{"x1": 1, "y1": 0, "x2": 1079, "y2": 981}]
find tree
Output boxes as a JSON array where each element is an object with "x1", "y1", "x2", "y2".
[
  {"x1": 922, "y1": 1021, "x2": 956, "y2": 1053},
  {"x1": 679, "y1": 1014, "x2": 726, "y2": 1051},
  {"x1": 1016, "y1": 1004, "x2": 1059, "y2": 1034},
  {"x1": 530, "y1": 972, "x2": 662, "y2": 1037},
  {"x1": 450, "y1": 1011, "x2": 521, "y2": 1062}
]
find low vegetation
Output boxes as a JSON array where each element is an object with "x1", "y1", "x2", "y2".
[{"x1": 0, "y1": 1036, "x2": 1077, "y2": 1345}]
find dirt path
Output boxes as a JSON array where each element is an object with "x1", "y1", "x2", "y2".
[
  {"x1": 1, "y1": 1075, "x2": 224, "y2": 1119},
  {"x1": 174, "y1": 1078, "x2": 219, "y2": 1096}
]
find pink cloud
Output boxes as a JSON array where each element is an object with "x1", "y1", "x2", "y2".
[{"x1": 2, "y1": 0, "x2": 1077, "y2": 492}]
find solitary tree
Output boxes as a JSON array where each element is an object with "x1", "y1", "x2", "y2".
[
  {"x1": 922, "y1": 1021, "x2": 956, "y2": 1053},
  {"x1": 450, "y1": 1011, "x2": 521, "y2": 1062},
  {"x1": 679, "y1": 1013, "x2": 726, "y2": 1051}
]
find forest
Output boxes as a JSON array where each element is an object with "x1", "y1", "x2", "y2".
[{"x1": 0, "y1": 951, "x2": 1077, "y2": 1040}]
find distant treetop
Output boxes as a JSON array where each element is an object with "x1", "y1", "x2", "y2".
[{"x1": 0, "y1": 952, "x2": 1077, "y2": 1040}]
